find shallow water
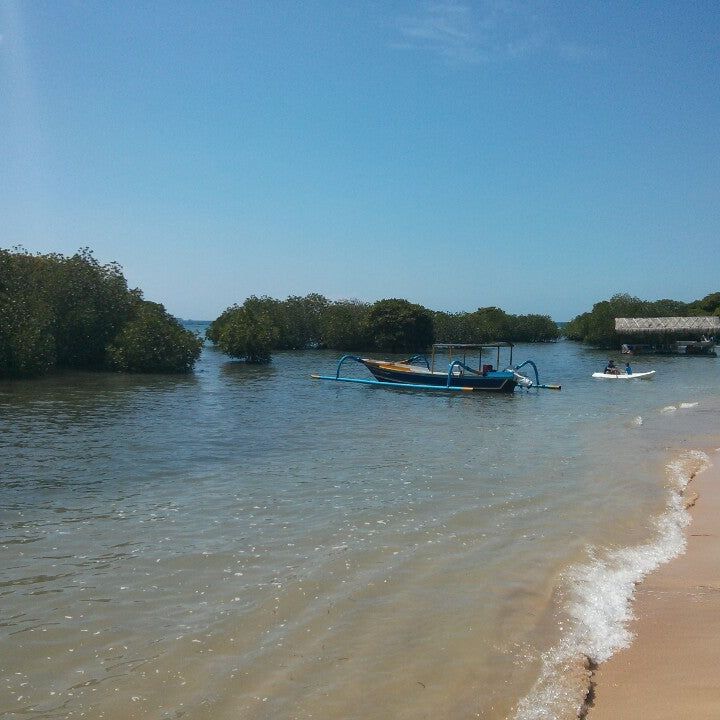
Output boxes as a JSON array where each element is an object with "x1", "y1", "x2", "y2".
[{"x1": 1, "y1": 339, "x2": 719, "y2": 719}]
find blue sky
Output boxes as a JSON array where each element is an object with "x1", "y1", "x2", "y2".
[{"x1": 2, "y1": 1, "x2": 718, "y2": 321}]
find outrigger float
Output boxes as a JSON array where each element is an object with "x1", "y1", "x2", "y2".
[{"x1": 312, "y1": 342, "x2": 561, "y2": 393}]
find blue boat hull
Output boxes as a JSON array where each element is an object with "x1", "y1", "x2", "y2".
[{"x1": 361, "y1": 359, "x2": 517, "y2": 392}]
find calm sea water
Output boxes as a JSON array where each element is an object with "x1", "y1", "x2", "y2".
[{"x1": 2, "y1": 330, "x2": 719, "y2": 720}]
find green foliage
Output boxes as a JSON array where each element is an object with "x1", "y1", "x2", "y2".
[
  {"x1": 208, "y1": 293, "x2": 332, "y2": 353},
  {"x1": 206, "y1": 301, "x2": 278, "y2": 363},
  {"x1": 365, "y1": 299, "x2": 434, "y2": 352},
  {"x1": 0, "y1": 250, "x2": 56, "y2": 377},
  {"x1": 467, "y1": 307, "x2": 511, "y2": 342},
  {"x1": 651, "y1": 299, "x2": 688, "y2": 317},
  {"x1": 563, "y1": 312, "x2": 590, "y2": 342},
  {"x1": 511, "y1": 314, "x2": 562, "y2": 342},
  {"x1": 47, "y1": 249, "x2": 134, "y2": 368},
  {"x1": 106, "y1": 300, "x2": 203, "y2": 373},
  {"x1": 0, "y1": 247, "x2": 202, "y2": 378},
  {"x1": 320, "y1": 300, "x2": 370, "y2": 349},
  {"x1": 272, "y1": 293, "x2": 329, "y2": 350},
  {"x1": 687, "y1": 292, "x2": 720, "y2": 316},
  {"x1": 207, "y1": 295, "x2": 372, "y2": 360},
  {"x1": 432, "y1": 311, "x2": 473, "y2": 344},
  {"x1": 208, "y1": 294, "x2": 560, "y2": 363},
  {"x1": 433, "y1": 307, "x2": 559, "y2": 344}
]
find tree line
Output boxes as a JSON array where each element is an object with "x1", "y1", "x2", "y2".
[
  {"x1": 206, "y1": 295, "x2": 560, "y2": 363},
  {"x1": 8, "y1": 247, "x2": 715, "y2": 374},
  {"x1": 0, "y1": 248, "x2": 203, "y2": 378},
  {"x1": 564, "y1": 292, "x2": 720, "y2": 348}
]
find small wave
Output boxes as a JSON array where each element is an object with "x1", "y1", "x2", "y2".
[
  {"x1": 679, "y1": 402, "x2": 699, "y2": 409},
  {"x1": 513, "y1": 449, "x2": 710, "y2": 720},
  {"x1": 661, "y1": 405, "x2": 677, "y2": 413},
  {"x1": 630, "y1": 416, "x2": 643, "y2": 427}
]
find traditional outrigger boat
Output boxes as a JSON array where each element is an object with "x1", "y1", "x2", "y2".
[{"x1": 312, "y1": 342, "x2": 561, "y2": 392}]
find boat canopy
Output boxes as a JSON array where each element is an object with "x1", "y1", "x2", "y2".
[
  {"x1": 431, "y1": 342, "x2": 514, "y2": 349},
  {"x1": 429, "y1": 342, "x2": 514, "y2": 373}
]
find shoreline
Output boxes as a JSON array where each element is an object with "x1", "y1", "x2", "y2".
[{"x1": 584, "y1": 448, "x2": 720, "y2": 719}]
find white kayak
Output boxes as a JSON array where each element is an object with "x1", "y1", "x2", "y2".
[{"x1": 592, "y1": 370, "x2": 656, "y2": 380}]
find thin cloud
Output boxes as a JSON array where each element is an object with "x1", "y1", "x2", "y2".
[
  {"x1": 395, "y1": 1, "x2": 483, "y2": 63},
  {"x1": 394, "y1": 1, "x2": 589, "y2": 65},
  {"x1": 557, "y1": 41, "x2": 594, "y2": 61}
]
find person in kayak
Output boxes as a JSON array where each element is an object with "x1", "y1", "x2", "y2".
[
  {"x1": 604, "y1": 359, "x2": 620, "y2": 375},
  {"x1": 625, "y1": 362, "x2": 633, "y2": 374}
]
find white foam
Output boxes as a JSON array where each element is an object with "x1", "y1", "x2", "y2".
[
  {"x1": 514, "y1": 450, "x2": 710, "y2": 720},
  {"x1": 679, "y1": 402, "x2": 698, "y2": 409},
  {"x1": 661, "y1": 405, "x2": 677, "y2": 413},
  {"x1": 630, "y1": 416, "x2": 643, "y2": 427}
]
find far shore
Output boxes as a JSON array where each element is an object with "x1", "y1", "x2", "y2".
[{"x1": 586, "y1": 448, "x2": 720, "y2": 719}]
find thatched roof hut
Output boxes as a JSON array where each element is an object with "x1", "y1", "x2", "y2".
[{"x1": 615, "y1": 317, "x2": 720, "y2": 334}]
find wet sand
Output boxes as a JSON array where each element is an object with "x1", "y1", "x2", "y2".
[{"x1": 587, "y1": 450, "x2": 720, "y2": 719}]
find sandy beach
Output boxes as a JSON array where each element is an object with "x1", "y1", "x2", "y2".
[{"x1": 587, "y1": 449, "x2": 720, "y2": 719}]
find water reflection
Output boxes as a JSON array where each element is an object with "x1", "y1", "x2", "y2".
[
  {"x1": 219, "y1": 359, "x2": 278, "y2": 383},
  {"x1": 0, "y1": 369, "x2": 198, "y2": 423}
]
